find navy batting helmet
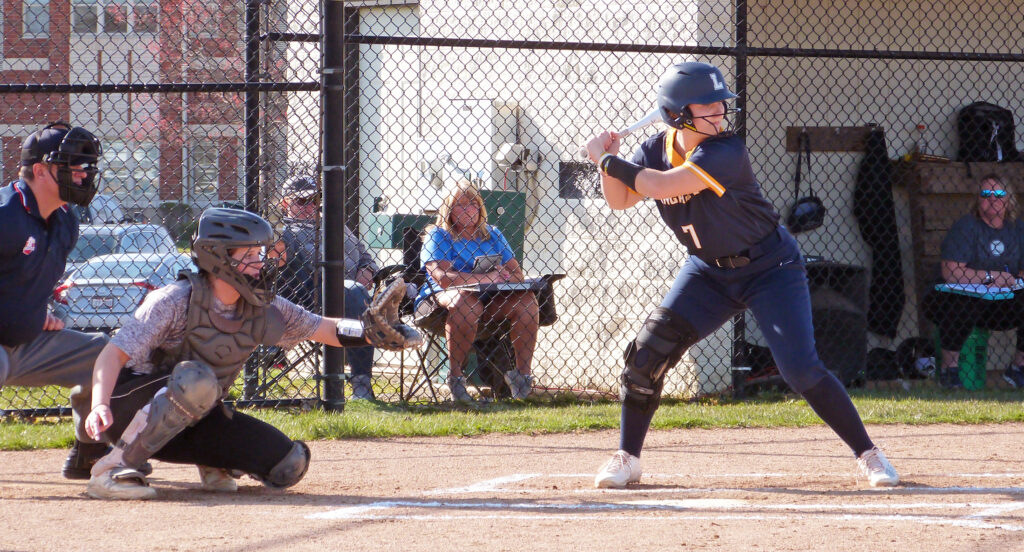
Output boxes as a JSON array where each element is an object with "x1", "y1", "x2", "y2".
[
  {"x1": 21, "y1": 122, "x2": 103, "y2": 206},
  {"x1": 192, "y1": 208, "x2": 278, "y2": 306},
  {"x1": 656, "y1": 62, "x2": 738, "y2": 131}
]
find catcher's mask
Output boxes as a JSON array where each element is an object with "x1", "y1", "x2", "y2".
[
  {"x1": 657, "y1": 62, "x2": 740, "y2": 136},
  {"x1": 20, "y1": 122, "x2": 103, "y2": 207},
  {"x1": 192, "y1": 208, "x2": 279, "y2": 306}
]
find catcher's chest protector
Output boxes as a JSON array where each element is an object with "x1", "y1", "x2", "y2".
[{"x1": 168, "y1": 272, "x2": 286, "y2": 394}]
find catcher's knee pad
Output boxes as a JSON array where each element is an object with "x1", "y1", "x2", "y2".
[
  {"x1": 257, "y1": 440, "x2": 310, "y2": 489},
  {"x1": 121, "y1": 361, "x2": 220, "y2": 467},
  {"x1": 621, "y1": 307, "x2": 698, "y2": 413}
]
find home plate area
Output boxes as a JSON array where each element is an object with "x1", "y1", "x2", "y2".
[{"x1": 308, "y1": 472, "x2": 1024, "y2": 532}]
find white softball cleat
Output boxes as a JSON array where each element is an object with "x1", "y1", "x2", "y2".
[
  {"x1": 86, "y1": 467, "x2": 157, "y2": 500},
  {"x1": 198, "y1": 465, "x2": 238, "y2": 492},
  {"x1": 857, "y1": 446, "x2": 900, "y2": 487},
  {"x1": 594, "y1": 450, "x2": 642, "y2": 489}
]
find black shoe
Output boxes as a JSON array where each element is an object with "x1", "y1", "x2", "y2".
[
  {"x1": 62, "y1": 441, "x2": 153, "y2": 480},
  {"x1": 1003, "y1": 365, "x2": 1024, "y2": 388},
  {"x1": 938, "y1": 368, "x2": 964, "y2": 389},
  {"x1": 62, "y1": 441, "x2": 111, "y2": 480}
]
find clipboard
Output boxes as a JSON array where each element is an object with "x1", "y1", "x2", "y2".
[
  {"x1": 934, "y1": 283, "x2": 1015, "y2": 301},
  {"x1": 472, "y1": 254, "x2": 502, "y2": 274}
]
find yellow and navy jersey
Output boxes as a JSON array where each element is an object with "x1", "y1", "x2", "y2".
[{"x1": 631, "y1": 131, "x2": 779, "y2": 259}]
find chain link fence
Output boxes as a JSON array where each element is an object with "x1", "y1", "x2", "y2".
[{"x1": 4, "y1": 0, "x2": 1024, "y2": 414}]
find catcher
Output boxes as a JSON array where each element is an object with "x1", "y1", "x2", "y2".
[{"x1": 82, "y1": 208, "x2": 420, "y2": 500}]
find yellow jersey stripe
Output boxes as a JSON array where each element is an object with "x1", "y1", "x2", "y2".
[{"x1": 683, "y1": 161, "x2": 726, "y2": 196}]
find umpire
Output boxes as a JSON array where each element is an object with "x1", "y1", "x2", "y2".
[{"x1": 0, "y1": 122, "x2": 110, "y2": 478}]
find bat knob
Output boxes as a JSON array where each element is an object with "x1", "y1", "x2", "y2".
[{"x1": 578, "y1": 145, "x2": 592, "y2": 160}]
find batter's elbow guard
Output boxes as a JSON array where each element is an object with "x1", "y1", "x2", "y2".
[{"x1": 258, "y1": 440, "x2": 310, "y2": 489}]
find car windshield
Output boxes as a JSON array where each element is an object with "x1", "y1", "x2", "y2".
[
  {"x1": 76, "y1": 258, "x2": 156, "y2": 280},
  {"x1": 69, "y1": 234, "x2": 117, "y2": 262},
  {"x1": 121, "y1": 232, "x2": 161, "y2": 253}
]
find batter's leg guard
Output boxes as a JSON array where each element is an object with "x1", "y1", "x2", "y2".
[
  {"x1": 255, "y1": 441, "x2": 311, "y2": 489},
  {"x1": 119, "y1": 361, "x2": 221, "y2": 469},
  {"x1": 621, "y1": 308, "x2": 698, "y2": 413}
]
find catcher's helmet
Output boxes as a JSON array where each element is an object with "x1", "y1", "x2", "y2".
[
  {"x1": 21, "y1": 122, "x2": 103, "y2": 207},
  {"x1": 191, "y1": 208, "x2": 278, "y2": 306},
  {"x1": 656, "y1": 62, "x2": 738, "y2": 131}
]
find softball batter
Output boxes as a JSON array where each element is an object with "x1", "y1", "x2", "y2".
[{"x1": 585, "y1": 62, "x2": 899, "y2": 489}]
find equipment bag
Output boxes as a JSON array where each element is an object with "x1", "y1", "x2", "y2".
[
  {"x1": 956, "y1": 101, "x2": 1021, "y2": 162},
  {"x1": 786, "y1": 130, "x2": 827, "y2": 234}
]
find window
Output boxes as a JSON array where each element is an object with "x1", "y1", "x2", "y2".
[
  {"x1": 102, "y1": 140, "x2": 159, "y2": 206},
  {"x1": 103, "y1": 2, "x2": 128, "y2": 33},
  {"x1": 73, "y1": 0, "x2": 154, "y2": 34},
  {"x1": 23, "y1": 0, "x2": 50, "y2": 38},
  {"x1": 190, "y1": 139, "x2": 219, "y2": 199},
  {"x1": 72, "y1": 1, "x2": 99, "y2": 33}
]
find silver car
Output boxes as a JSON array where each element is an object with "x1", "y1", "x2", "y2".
[
  {"x1": 53, "y1": 252, "x2": 193, "y2": 332},
  {"x1": 66, "y1": 223, "x2": 177, "y2": 278}
]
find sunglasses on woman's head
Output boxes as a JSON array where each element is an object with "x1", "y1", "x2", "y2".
[{"x1": 980, "y1": 189, "x2": 1008, "y2": 198}]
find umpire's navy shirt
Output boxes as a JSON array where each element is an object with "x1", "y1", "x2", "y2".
[
  {"x1": 632, "y1": 130, "x2": 779, "y2": 260},
  {"x1": 0, "y1": 180, "x2": 78, "y2": 347}
]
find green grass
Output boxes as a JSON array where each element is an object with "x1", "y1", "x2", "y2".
[{"x1": 4, "y1": 389, "x2": 1024, "y2": 451}]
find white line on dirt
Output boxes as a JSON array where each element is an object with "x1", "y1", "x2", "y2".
[
  {"x1": 423, "y1": 474, "x2": 541, "y2": 495},
  {"x1": 306, "y1": 499, "x2": 1024, "y2": 531}
]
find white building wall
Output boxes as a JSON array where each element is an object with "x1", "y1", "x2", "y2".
[{"x1": 343, "y1": 0, "x2": 1024, "y2": 395}]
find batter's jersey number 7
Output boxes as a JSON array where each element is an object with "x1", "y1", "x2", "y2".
[{"x1": 681, "y1": 224, "x2": 702, "y2": 249}]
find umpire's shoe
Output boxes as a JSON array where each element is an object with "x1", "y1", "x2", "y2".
[
  {"x1": 86, "y1": 467, "x2": 157, "y2": 500},
  {"x1": 63, "y1": 441, "x2": 153, "y2": 479},
  {"x1": 594, "y1": 450, "x2": 642, "y2": 488},
  {"x1": 63, "y1": 441, "x2": 110, "y2": 480}
]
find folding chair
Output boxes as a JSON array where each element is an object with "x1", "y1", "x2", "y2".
[{"x1": 372, "y1": 226, "x2": 563, "y2": 402}]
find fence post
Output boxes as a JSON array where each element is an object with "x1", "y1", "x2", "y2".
[
  {"x1": 242, "y1": 0, "x2": 262, "y2": 400},
  {"x1": 320, "y1": 0, "x2": 347, "y2": 411}
]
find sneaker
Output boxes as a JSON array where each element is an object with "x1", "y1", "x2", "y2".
[
  {"x1": 197, "y1": 465, "x2": 238, "y2": 492},
  {"x1": 857, "y1": 447, "x2": 900, "y2": 487},
  {"x1": 86, "y1": 467, "x2": 157, "y2": 500},
  {"x1": 594, "y1": 450, "x2": 642, "y2": 489},
  {"x1": 503, "y1": 371, "x2": 534, "y2": 399},
  {"x1": 349, "y1": 374, "x2": 376, "y2": 401},
  {"x1": 1003, "y1": 365, "x2": 1024, "y2": 388},
  {"x1": 62, "y1": 441, "x2": 111, "y2": 480},
  {"x1": 447, "y1": 375, "x2": 474, "y2": 403},
  {"x1": 938, "y1": 367, "x2": 963, "y2": 389}
]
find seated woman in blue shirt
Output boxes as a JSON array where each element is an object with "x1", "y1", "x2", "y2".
[{"x1": 415, "y1": 180, "x2": 539, "y2": 402}]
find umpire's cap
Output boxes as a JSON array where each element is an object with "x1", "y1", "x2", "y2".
[{"x1": 20, "y1": 122, "x2": 103, "y2": 206}]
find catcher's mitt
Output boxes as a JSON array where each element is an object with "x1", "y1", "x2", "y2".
[{"x1": 360, "y1": 277, "x2": 423, "y2": 351}]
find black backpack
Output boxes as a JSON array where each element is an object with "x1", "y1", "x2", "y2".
[{"x1": 956, "y1": 101, "x2": 1021, "y2": 162}]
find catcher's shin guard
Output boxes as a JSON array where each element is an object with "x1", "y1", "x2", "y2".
[
  {"x1": 256, "y1": 440, "x2": 310, "y2": 489},
  {"x1": 120, "y1": 361, "x2": 221, "y2": 468}
]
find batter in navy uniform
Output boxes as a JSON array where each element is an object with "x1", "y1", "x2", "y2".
[{"x1": 586, "y1": 62, "x2": 900, "y2": 489}]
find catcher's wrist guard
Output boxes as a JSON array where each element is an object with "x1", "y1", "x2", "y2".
[
  {"x1": 336, "y1": 319, "x2": 368, "y2": 347},
  {"x1": 600, "y1": 154, "x2": 642, "y2": 192}
]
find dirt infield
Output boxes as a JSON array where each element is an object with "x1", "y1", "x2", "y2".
[{"x1": 1, "y1": 423, "x2": 1023, "y2": 551}]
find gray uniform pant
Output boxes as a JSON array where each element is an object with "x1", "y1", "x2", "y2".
[{"x1": 0, "y1": 329, "x2": 108, "y2": 443}]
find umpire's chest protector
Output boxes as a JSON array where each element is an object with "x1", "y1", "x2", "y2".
[{"x1": 171, "y1": 272, "x2": 287, "y2": 393}]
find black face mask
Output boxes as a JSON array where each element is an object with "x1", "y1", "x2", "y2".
[{"x1": 46, "y1": 126, "x2": 103, "y2": 207}]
